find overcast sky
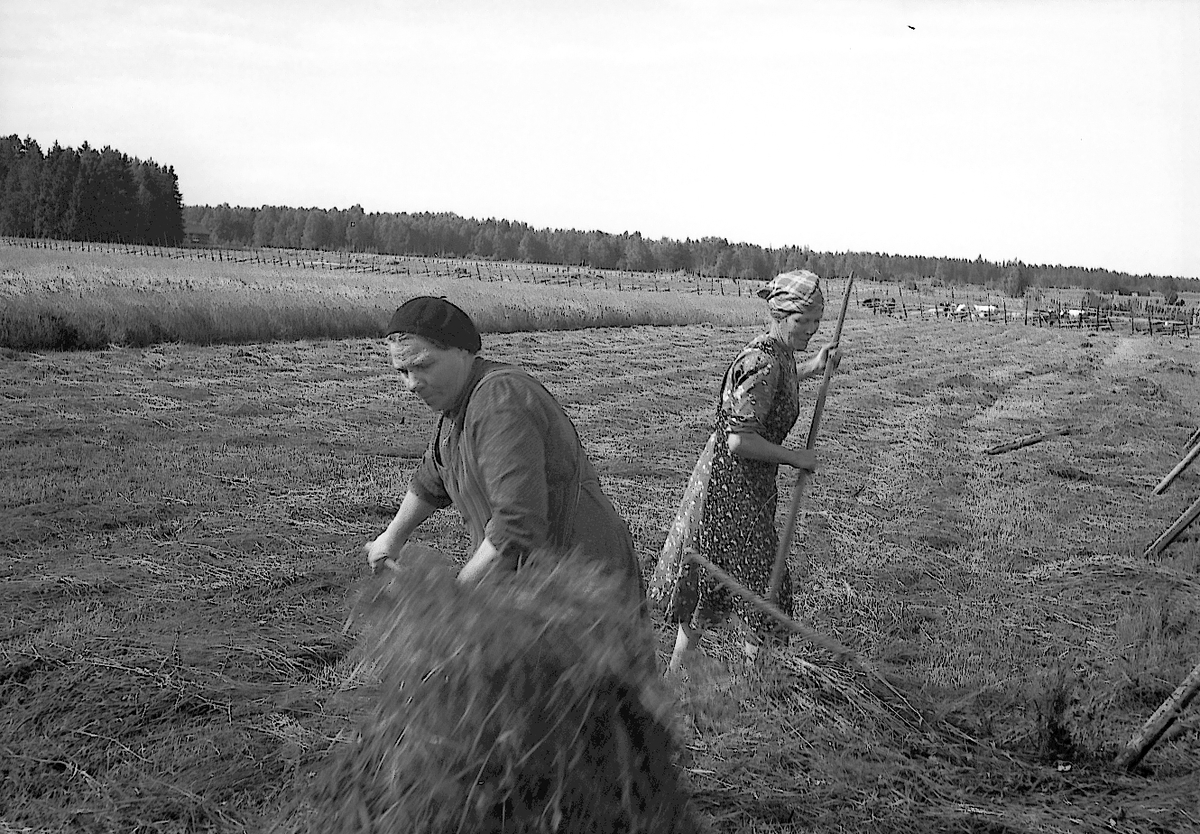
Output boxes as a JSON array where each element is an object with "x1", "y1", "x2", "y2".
[{"x1": 3, "y1": 0, "x2": 1197, "y2": 278}]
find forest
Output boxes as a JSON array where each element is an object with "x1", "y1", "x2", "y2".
[
  {"x1": 0, "y1": 135, "x2": 184, "y2": 246},
  {"x1": 1, "y1": 131, "x2": 1194, "y2": 299},
  {"x1": 183, "y1": 202, "x2": 1195, "y2": 300}
]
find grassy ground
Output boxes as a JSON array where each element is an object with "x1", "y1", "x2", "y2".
[
  {"x1": 0, "y1": 242, "x2": 766, "y2": 350},
  {"x1": 2, "y1": 261, "x2": 1199, "y2": 831}
]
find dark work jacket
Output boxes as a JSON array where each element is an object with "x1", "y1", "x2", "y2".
[{"x1": 409, "y1": 357, "x2": 644, "y2": 601}]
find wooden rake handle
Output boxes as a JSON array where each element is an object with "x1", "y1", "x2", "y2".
[
  {"x1": 767, "y1": 273, "x2": 854, "y2": 604},
  {"x1": 688, "y1": 550, "x2": 855, "y2": 661}
]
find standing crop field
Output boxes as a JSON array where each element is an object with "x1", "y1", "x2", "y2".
[{"x1": 1, "y1": 258, "x2": 1199, "y2": 831}]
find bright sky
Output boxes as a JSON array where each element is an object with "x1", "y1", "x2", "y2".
[{"x1": 3, "y1": 0, "x2": 1198, "y2": 278}]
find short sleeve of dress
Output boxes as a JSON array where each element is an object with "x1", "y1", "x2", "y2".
[{"x1": 721, "y1": 346, "x2": 780, "y2": 435}]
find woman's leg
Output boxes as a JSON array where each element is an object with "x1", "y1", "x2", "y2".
[
  {"x1": 667, "y1": 622, "x2": 702, "y2": 675},
  {"x1": 741, "y1": 616, "x2": 764, "y2": 663}
]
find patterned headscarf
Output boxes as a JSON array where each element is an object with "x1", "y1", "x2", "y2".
[{"x1": 757, "y1": 270, "x2": 823, "y2": 317}]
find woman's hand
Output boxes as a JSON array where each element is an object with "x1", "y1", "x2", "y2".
[
  {"x1": 802, "y1": 343, "x2": 843, "y2": 378},
  {"x1": 363, "y1": 530, "x2": 405, "y2": 572},
  {"x1": 790, "y1": 449, "x2": 819, "y2": 472},
  {"x1": 363, "y1": 490, "x2": 438, "y2": 572},
  {"x1": 816, "y1": 344, "x2": 842, "y2": 375}
]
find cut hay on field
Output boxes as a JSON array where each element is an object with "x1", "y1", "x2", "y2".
[{"x1": 281, "y1": 545, "x2": 696, "y2": 833}]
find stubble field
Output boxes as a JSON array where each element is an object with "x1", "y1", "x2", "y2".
[{"x1": 2, "y1": 260, "x2": 1199, "y2": 833}]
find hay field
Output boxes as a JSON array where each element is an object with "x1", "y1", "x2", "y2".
[
  {"x1": 2, "y1": 261, "x2": 1199, "y2": 831},
  {"x1": 0, "y1": 242, "x2": 767, "y2": 349}
]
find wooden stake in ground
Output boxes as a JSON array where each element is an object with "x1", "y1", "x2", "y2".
[
  {"x1": 1144, "y1": 494, "x2": 1200, "y2": 559},
  {"x1": 767, "y1": 273, "x2": 854, "y2": 601},
  {"x1": 984, "y1": 427, "x2": 1072, "y2": 456},
  {"x1": 1152, "y1": 439, "x2": 1200, "y2": 495},
  {"x1": 1114, "y1": 659, "x2": 1200, "y2": 770}
]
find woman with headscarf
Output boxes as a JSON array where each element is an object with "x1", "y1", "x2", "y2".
[
  {"x1": 649, "y1": 270, "x2": 841, "y2": 674},
  {"x1": 363, "y1": 296, "x2": 645, "y2": 607}
]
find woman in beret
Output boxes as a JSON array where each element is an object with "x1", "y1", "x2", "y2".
[
  {"x1": 649, "y1": 270, "x2": 841, "y2": 673},
  {"x1": 364, "y1": 296, "x2": 645, "y2": 605}
]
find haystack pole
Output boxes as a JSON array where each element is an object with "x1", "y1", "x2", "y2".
[
  {"x1": 768, "y1": 272, "x2": 854, "y2": 601},
  {"x1": 1151, "y1": 439, "x2": 1200, "y2": 495},
  {"x1": 1186, "y1": 426, "x2": 1200, "y2": 451},
  {"x1": 984, "y1": 427, "x2": 1072, "y2": 456},
  {"x1": 1114, "y1": 658, "x2": 1200, "y2": 770},
  {"x1": 1144, "y1": 494, "x2": 1200, "y2": 559}
]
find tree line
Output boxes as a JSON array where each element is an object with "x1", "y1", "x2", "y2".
[
  {"x1": 185, "y1": 203, "x2": 1194, "y2": 299},
  {"x1": 0, "y1": 135, "x2": 184, "y2": 246},
  {"x1": 0, "y1": 129, "x2": 1189, "y2": 298}
]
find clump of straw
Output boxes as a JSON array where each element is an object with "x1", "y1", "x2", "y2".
[{"x1": 297, "y1": 545, "x2": 697, "y2": 833}]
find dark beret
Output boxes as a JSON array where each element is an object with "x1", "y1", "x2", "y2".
[{"x1": 385, "y1": 296, "x2": 481, "y2": 354}]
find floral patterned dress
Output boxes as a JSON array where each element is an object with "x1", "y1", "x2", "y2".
[{"x1": 648, "y1": 332, "x2": 800, "y2": 638}]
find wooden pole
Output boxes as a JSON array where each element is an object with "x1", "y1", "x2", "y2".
[
  {"x1": 984, "y1": 428, "x2": 1072, "y2": 456},
  {"x1": 1185, "y1": 426, "x2": 1200, "y2": 451},
  {"x1": 686, "y1": 551, "x2": 854, "y2": 661},
  {"x1": 1144, "y1": 494, "x2": 1200, "y2": 559},
  {"x1": 1114, "y1": 659, "x2": 1200, "y2": 770},
  {"x1": 1152, "y1": 440, "x2": 1200, "y2": 495},
  {"x1": 767, "y1": 273, "x2": 854, "y2": 602}
]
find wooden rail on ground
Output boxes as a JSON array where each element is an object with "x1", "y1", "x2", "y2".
[
  {"x1": 1144, "y1": 494, "x2": 1200, "y2": 559},
  {"x1": 1186, "y1": 427, "x2": 1200, "y2": 452},
  {"x1": 1152, "y1": 440, "x2": 1200, "y2": 495},
  {"x1": 984, "y1": 428, "x2": 1072, "y2": 456},
  {"x1": 1114, "y1": 659, "x2": 1200, "y2": 770}
]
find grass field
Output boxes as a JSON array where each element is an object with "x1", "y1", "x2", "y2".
[
  {"x1": 4, "y1": 239, "x2": 1195, "y2": 351},
  {"x1": 2, "y1": 248, "x2": 1199, "y2": 833},
  {"x1": 0, "y1": 242, "x2": 771, "y2": 350}
]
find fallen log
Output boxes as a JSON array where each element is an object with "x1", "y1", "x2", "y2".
[
  {"x1": 985, "y1": 427, "x2": 1072, "y2": 455},
  {"x1": 1114, "y1": 658, "x2": 1200, "y2": 770}
]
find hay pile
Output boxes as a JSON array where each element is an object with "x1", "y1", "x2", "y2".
[{"x1": 293, "y1": 545, "x2": 696, "y2": 833}]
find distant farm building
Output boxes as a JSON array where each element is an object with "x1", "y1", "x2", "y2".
[{"x1": 183, "y1": 225, "x2": 211, "y2": 247}]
